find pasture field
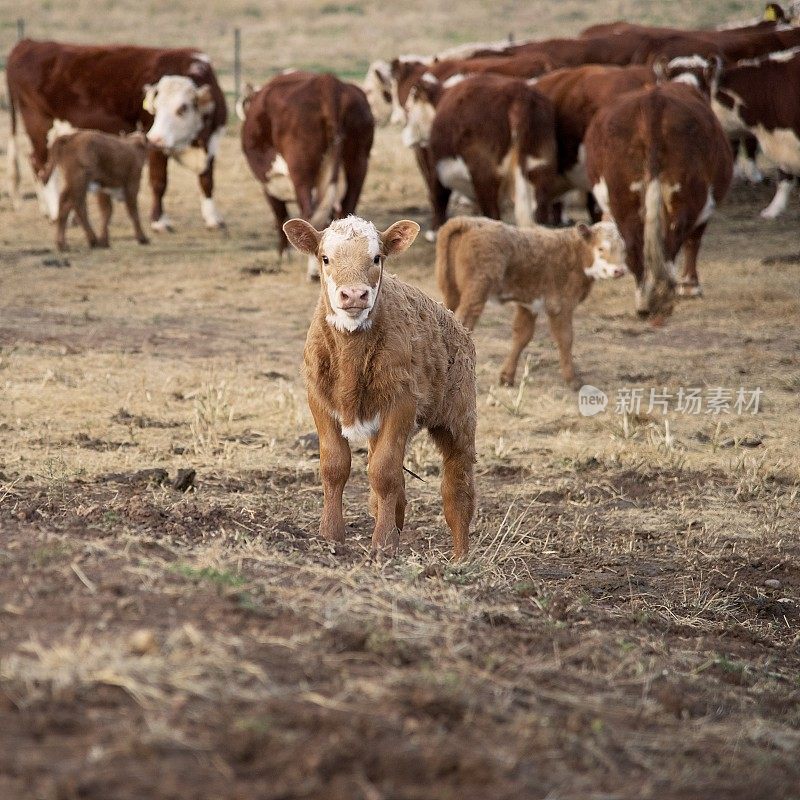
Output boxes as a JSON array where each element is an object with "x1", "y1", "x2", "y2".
[{"x1": 1, "y1": 2, "x2": 800, "y2": 798}]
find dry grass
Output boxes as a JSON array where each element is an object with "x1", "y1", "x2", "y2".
[{"x1": 1, "y1": 1, "x2": 800, "y2": 798}]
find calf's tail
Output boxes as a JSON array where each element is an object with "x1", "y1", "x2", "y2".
[{"x1": 435, "y1": 218, "x2": 472, "y2": 311}]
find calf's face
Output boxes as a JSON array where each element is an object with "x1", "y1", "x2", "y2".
[
  {"x1": 580, "y1": 222, "x2": 628, "y2": 280},
  {"x1": 283, "y1": 216, "x2": 420, "y2": 332},
  {"x1": 144, "y1": 76, "x2": 215, "y2": 151}
]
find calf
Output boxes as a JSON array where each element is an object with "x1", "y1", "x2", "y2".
[
  {"x1": 436, "y1": 217, "x2": 627, "y2": 387},
  {"x1": 39, "y1": 130, "x2": 149, "y2": 251},
  {"x1": 712, "y1": 49, "x2": 800, "y2": 217},
  {"x1": 283, "y1": 215, "x2": 476, "y2": 560},
  {"x1": 423, "y1": 75, "x2": 557, "y2": 233},
  {"x1": 240, "y1": 71, "x2": 374, "y2": 277},
  {"x1": 585, "y1": 81, "x2": 733, "y2": 318}
]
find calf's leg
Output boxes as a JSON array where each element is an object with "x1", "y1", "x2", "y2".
[
  {"x1": 367, "y1": 401, "x2": 415, "y2": 556},
  {"x1": 55, "y1": 190, "x2": 73, "y2": 251},
  {"x1": 547, "y1": 309, "x2": 579, "y2": 388},
  {"x1": 308, "y1": 394, "x2": 351, "y2": 544},
  {"x1": 123, "y1": 184, "x2": 149, "y2": 245},
  {"x1": 454, "y1": 279, "x2": 491, "y2": 331},
  {"x1": 499, "y1": 304, "x2": 537, "y2": 386},
  {"x1": 71, "y1": 186, "x2": 98, "y2": 248},
  {"x1": 429, "y1": 426, "x2": 475, "y2": 560},
  {"x1": 96, "y1": 191, "x2": 113, "y2": 247}
]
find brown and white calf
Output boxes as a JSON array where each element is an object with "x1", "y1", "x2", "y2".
[
  {"x1": 712, "y1": 48, "x2": 800, "y2": 218},
  {"x1": 6, "y1": 39, "x2": 227, "y2": 231},
  {"x1": 585, "y1": 81, "x2": 733, "y2": 319},
  {"x1": 39, "y1": 130, "x2": 149, "y2": 251},
  {"x1": 436, "y1": 217, "x2": 627, "y2": 387},
  {"x1": 417, "y1": 75, "x2": 557, "y2": 235},
  {"x1": 240, "y1": 71, "x2": 374, "y2": 277},
  {"x1": 283, "y1": 216, "x2": 477, "y2": 560}
]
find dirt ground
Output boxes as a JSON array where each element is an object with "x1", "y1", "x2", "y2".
[{"x1": 2, "y1": 2, "x2": 800, "y2": 799}]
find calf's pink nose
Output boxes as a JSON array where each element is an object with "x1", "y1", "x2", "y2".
[{"x1": 337, "y1": 285, "x2": 370, "y2": 308}]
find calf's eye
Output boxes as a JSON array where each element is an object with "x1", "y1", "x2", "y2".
[
  {"x1": 373, "y1": 255, "x2": 381, "y2": 265},
  {"x1": 322, "y1": 255, "x2": 329, "y2": 265}
]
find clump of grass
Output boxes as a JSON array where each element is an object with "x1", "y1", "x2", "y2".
[{"x1": 190, "y1": 379, "x2": 234, "y2": 458}]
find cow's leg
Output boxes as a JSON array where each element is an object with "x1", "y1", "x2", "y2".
[
  {"x1": 548, "y1": 309, "x2": 579, "y2": 388},
  {"x1": 367, "y1": 401, "x2": 415, "y2": 557},
  {"x1": 308, "y1": 393, "x2": 350, "y2": 544},
  {"x1": 263, "y1": 188, "x2": 290, "y2": 256},
  {"x1": 618, "y1": 218, "x2": 647, "y2": 317},
  {"x1": 123, "y1": 185, "x2": 150, "y2": 245},
  {"x1": 677, "y1": 222, "x2": 707, "y2": 298},
  {"x1": 429, "y1": 426, "x2": 475, "y2": 561},
  {"x1": 734, "y1": 135, "x2": 763, "y2": 184},
  {"x1": 586, "y1": 192, "x2": 602, "y2": 223},
  {"x1": 148, "y1": 149, "x2": 173, "y2": 232},
  {"x1": 198, "y1": 156, "x2": 225, "y2": 229},
  {"x1": 499, "y1": 304, "x2": 537, "y2": 387},
  {"x1": 761, "y1": 169, "x2": 795, "y2": 219},
  {"x1": 96, "y1": 191, "x2": 113, "y2": 248},
  {"x1": 55, "y1": 190, "x2": 73, "y2": 251},
  {"x1": 71, "y1": 186, "x2": 98, "y2": 248},
  {"x1": 469, "y1": 158, "x2": 501, "y2": 220}
]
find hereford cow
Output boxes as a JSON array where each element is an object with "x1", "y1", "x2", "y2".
[
  {"x1": 436, "y1": 217, "x2": 627, "y2": 388},
  {"x1": 6, "y1": 39, "x2": 227, "y2": 231},
  {"x1": 240, "y1": 71, "x2": 374, "y2": 278},
  {"x1": 282, "y1": 215, "x2": 477, "y2": 560},
  {"x1": 419, "y1": 75, "x2": 557, "y2": 235},
  {"x1": 585, "y1": 80, "x2": 733, "y2": 318},
  {"x1": 712, "y1": 49, "x2": 800, "y2": 217},
  {"x1": 39, "y1": 129, "x2": 149, "y2": 251}
]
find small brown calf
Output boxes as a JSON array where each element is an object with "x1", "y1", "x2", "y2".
[
  {"x1": 283, "y1": 215, "x2": 477, "y2": 560},
  {"x1": 436, "y1": 216, "x2": 627, "y2": 388},
  {"x1": 39, "y1": 130, "x2": 149, "y2": 251}
]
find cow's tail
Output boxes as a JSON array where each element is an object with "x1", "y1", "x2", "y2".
[
  {"x1": 309, "y1": 73, "x2": 345, "y2": 229},
  {"x1": 7, "y1": 82, "x2": 20, "y2": 208},
  {"x1": 435, "y1": 217, "x2": 473, "y2": 313},
  {"x1": 641, "y1": 98, "x2": 675, "y2": 319}
]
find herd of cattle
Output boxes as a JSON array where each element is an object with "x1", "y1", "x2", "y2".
[{"x1": 4, "y1": 6, "x2": 800, "y2": 554}]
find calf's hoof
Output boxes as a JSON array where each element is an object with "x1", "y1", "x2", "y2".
[
  {"x1": 138, "y1": 237, "x2": 150, "y2": 246},
  {"x1": 498, "y1": 372, "x2": 515, "y2": 387},
  {"x1": 97, "y1": 239, "x2": 110, "y2": 249},
  {"x1": 370, "y1": 526, "x2": 400, "y2": 559},
  {"x1": 319, "y1": 519, "x2": 346, "y2": 544},
  {"x1": 677, "y1": 283, "x2": 702, "y2": 298}
]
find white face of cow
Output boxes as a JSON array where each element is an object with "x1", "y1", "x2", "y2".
[
  {"x1": 401, "y1": 84, "x2": 437, "y2": 147},
  {"x1": 581, "y1": 221, "x2": 628, "y2": 280},
  {"x1": 363, "y1": 60, "x2": 394, "y2": 127},
  {"x1": 144, "y1": 76, "x2": 215, "y2": 151},
  {"x1": 282, "y1": 215, "x2": 420, "y2": 334}
]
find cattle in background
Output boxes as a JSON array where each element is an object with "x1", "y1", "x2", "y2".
[
  {"x1": 283, "y1": 215, "x2": 476, "y2": 560},
  {"x1": 585, "y1": 80, "x2": 733, "y2": 318},
  {"x1": 713, "y1": 49, "x2": 800, "y2": 217},
  {"x1": 422, "y1": 75, "x2": 557, "y2": 235},
  {"x1": 239, "y1": 71, "x2": 374, "y2": 277},
  {"x1": 6, "y1": 39, "x2": 227, "y2": 231}
]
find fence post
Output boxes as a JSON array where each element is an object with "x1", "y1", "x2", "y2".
[
  {"x1": 17, "y1": 18, "x2": 25, "y2": 39},
  {"x1": 234, "y1": 28, "x2": 241, "y2": 102}
]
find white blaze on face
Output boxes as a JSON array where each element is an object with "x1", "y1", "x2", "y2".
[
  {"x1": 363, "y1": 60, "x2": 393, "y2": 127},
  {"x1": 320, "y1": 217, "x2": 382, "y2": 333},
  {"x1": 401, "y1": 87, "x2": 437, "y2": 147},
  {"x1": 585, "y1": 221, "x2": 628, "y2": 279},
  {"x1": 145, "y1": 75, "x2": 213, "y2": 151}
]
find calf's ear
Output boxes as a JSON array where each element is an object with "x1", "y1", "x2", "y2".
[
  {"x1": 576, "y1": 222, "x2": 592, "y2": 242},
  {"x1": 283, "y1": 219, "x2": 322, "y2": 256},
  {"x1": 381, "y1": 220, "x2": 420, "y2": 255}
]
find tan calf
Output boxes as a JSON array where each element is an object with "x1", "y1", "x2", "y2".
[
  {"x1": 436, "y1": 216, "x2": 627, "y2": 388},
  {"x1": 39, "y1": 130, "x2": 149, "y2": 251},
  {"x1": 283, "y1": 215, "x2": 477, "y2": 560}
]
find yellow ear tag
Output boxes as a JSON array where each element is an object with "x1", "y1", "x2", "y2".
[{"x1": 764, "y1": 6, "x2": 777, "y2": 21}]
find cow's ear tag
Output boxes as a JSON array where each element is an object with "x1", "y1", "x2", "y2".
[{"x1": 764, "y1": 6, "x2": 777, "y2": 21}]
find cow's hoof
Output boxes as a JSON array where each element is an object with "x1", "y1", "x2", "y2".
[
  {"x1": 138, "y1": 237, "x2": 150, "y2": 246},
  {"x1": 760, "y1": 208, "x2": 779, "y2": 220},
  {"x1": 498, "y1": 373, "x2": 515, "y2": 387},
  {"x1": 97, "y1": 239, "x2": 110, "y2": 249},
  {"x1": 677, "y1": 283, "x2": 703, "y2": 298},
  {"x1": 151, "y1": 216, "x2": 175, "y2": 233}
]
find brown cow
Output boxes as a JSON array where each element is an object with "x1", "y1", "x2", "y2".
[
  {"x1": 240, "y1": 71, "x2": 374, "y2": 277},
  {"x1": 585, "y1": 80, "x2": 733, "y2": 318},
  {"x1": 282, "y1": 215, "x2": 477, "y2": 560},
  {"x1": 436, "y1": 217, "x2": 627, "y2": 388},
  {"x1": 39, "y1": 129, "x2": 149, "y2": 251},
  {"x1": 6, "y1": 39, "x2": 227, "y2": 231},
  {"x1": 713, "y1": 49, "x2": 800, "y2": 218},
  {"x1": 421, "y1": 75, "x2": 557, "y2": 234}
]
